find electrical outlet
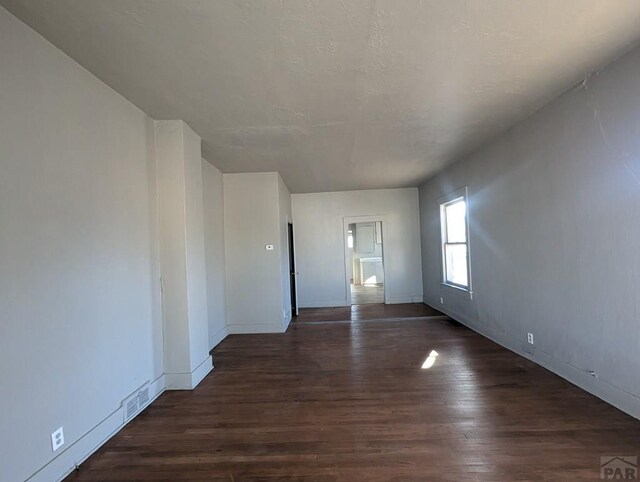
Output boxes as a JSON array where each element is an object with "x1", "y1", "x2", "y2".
[
  {"x1": 51, "y1": 427, "x2": 64, "y2": 452},
  {"x1": 440, "y1": 297, "x2": 444, "y2": 304},
  {"x1": 527, "y1": 332, "x2": 534, "y2": 345}
]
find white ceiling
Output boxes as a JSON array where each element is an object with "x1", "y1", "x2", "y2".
[{"x1": 3, "y1": 1, "x2": 640, "y2": 193}]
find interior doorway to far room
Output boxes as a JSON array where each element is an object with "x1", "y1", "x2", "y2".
[{"x1": 347, "y1": 221, "x2": 385, "y2": 305}]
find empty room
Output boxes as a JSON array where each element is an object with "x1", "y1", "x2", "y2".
[{"x1": 1, "y1": 1, "x2": 640, "y2": 481}]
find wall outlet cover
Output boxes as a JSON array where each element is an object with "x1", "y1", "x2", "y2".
[{"x1": 51, "y1": 427, "x2": 64, "y2": 451}]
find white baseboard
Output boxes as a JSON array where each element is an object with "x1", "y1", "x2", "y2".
[
  {"x1": 429, "y1": 301, "x2": 640, "y2": 421},
  {"x1": 282, "y1": 316, "x2": 291, "y2": 332},
  {"x1": 208, "y1": 325, "x2": 228, "y2": 350},
  {"x1": 298, "y1": 299, "x2": 346, "y2": 308},
  {"x1": 387, "y1": 295, "x2": 424, "y2": 304},
  {"x1": 28, "y1": 352, "x2": 217, "y2": 482},
  {"x1": 299, "y1": 295, "x2": 424, "y2": 308},
  {"x1": 227, "y1": 323, "x2": 286, "y2": 334},
  {"x1": 28, "y1": 375, "x2": 166, "y2": 482},
  {"x1": 164, "y1": 355, "x2": 214, "y2": 390},
  {"x1": 534, "y1": 347, "x2": 640, "y2": 420}
]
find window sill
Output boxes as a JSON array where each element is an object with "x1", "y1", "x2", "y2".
[{"x1": 441, "y1": 282, "x2": 473, "y2": 300}]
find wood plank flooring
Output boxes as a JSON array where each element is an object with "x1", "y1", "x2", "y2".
[
  {"x1": 66, "y1": 317, "x2": 639, "y2": 481},
  {"x1": 350, "y1": 284, "x2": 384, "y2": 304}
]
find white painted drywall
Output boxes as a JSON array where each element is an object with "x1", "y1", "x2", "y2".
[
  {"x1": 182, "y1": 126, "x2": 211, "y2": 375},
  {"x1": 419, "y1": 44, "x2": 640, "y2": 419},
  {"x1": 155, "y1": 120, "x2": 211, "y2": 389},
  {"x1": 202, "y1": 160, "x2": 228, "y2": 349},
  {"x1": 0, "y1": 8, "x2": 163, "y2": 481},
  {"x1": 223, "y1": 172, "x2": 290, "y2": 333},
  {"x1": 291, "y1": 189, "x2": 423, "y2": 307}
]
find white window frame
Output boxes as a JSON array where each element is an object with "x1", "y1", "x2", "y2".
[{"x1": 438, "y1": 187, "x2": 472, "y2": 297}]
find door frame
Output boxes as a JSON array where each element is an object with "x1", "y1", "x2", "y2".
[
  {"x1": 343, "y1": 215, "x2": 389, "y2": 306},
  {"x1": 287, "y1": 219, "x2": 299, "y2": 316}
]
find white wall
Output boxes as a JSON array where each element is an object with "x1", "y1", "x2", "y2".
[
  {"x1": 182, "y1": 125, "x2": 210, "y2": 377},
  {"x1": 419, "y1": 44, "x2": 640, "y2": 419},
  {"x1": 223, "y1": 172, "x2": 291, "y2": 333},
  {"x1": 202, "y1": 160, "x2": 228, "y2": 348},
  {"x1": 0, "y1": 8, "x2": 163, "y2": 481},
  {"x1": 155, "y1": 120, "x2": 212, "y2": 390},
  {"x1": 292, "y1": 189, "x2": 423, "y2": 307}
]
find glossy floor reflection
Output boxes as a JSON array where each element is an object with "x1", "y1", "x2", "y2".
[{"x1": 350, "y1": 283, "x2": 384, "y2": 304}]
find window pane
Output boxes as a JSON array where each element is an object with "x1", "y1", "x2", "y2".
[
  {"x1": 445, "y1": 244, "x2": 468, "y2": 287},
  {"x1": 445, "y1": 200, "x2": 466, "y2": 242}
]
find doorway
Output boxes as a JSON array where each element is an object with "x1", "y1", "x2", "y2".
[
  {"x1": 287, "y1": 222, "x2": 298, "y2": 317},
  {"x1": 347, "y1": 221, "x2": 385, "y2": 305}
]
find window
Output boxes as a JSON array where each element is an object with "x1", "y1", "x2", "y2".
[{"x1": 440, "y1": 188, "x2": 470, "y2": 290}]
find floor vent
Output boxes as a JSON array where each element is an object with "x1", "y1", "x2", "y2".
[
  {"x1": 123, "y1": 382, "x2": 150, "y2": 423},
  {"x1": 125, "y1": 397, "x2": 139, "y2": 421},
  {"x1": 138, "y1": 386, "x2": 150, "y2": 406}
]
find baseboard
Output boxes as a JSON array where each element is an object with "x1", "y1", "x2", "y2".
[
  {"x1": 27, "y1": 375, "x2": 166, "y2": 482},
  {"x1": 387, "y1": 295, "x2": 424, "y2": 304},
  {"x1": 533, "y1": 348, "x2": 640, "y2": 420},
  {"x1": 208, "y1": 325, "x2": 228, "y2": 350},
  {"x1": 428, "y1": 301, "x2": 640, "y2": 421},
  {"x1": 164, "y1": 355, "x2": 214, "y2": 390},
  {"x1": 282, "y1": 316, "x2": 291, "y2": 332},
  {"x1": 27, "y1": 352, "x2": 217, "y2": 482},
  {"x1": 298, "y1": 299, "x2": 346, "y2": 308},
  {"x1": 299, "y1": 296, "x2": 425, "y2": 308},
  {"x1": 227, "y1": 323, "x2": 286, "y2": 334}
]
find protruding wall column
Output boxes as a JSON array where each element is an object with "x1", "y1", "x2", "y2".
[{"x1": 155, "y1": 120, "x2": 212, "y2": 389}]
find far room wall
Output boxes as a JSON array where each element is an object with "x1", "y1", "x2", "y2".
[{"x1": 292, "y1": 188, "x2": 423, "y2": 308}]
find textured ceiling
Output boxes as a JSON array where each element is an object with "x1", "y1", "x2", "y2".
[{"x1": 3, "y1": 1, "x2": 640, "y2": 193}]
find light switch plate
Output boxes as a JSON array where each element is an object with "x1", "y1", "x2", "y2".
[{"x1": 265, "y1": 244, "x2": 274, "y2": 251}]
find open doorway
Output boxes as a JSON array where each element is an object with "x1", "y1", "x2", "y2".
[
  {"x1": 347, "y1": 221, "x2": 385, "y2": 305},
  {"x1": 288, "y1": 222, "x2": 298, "y2": 317}
]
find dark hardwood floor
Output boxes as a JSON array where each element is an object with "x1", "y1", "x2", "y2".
[
  {"x1": 296, "y1": 302, "x2": 446, "y2": 322},
  {"x1": 66, "y1": 317, "x2": 639, "y2": 481}
]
